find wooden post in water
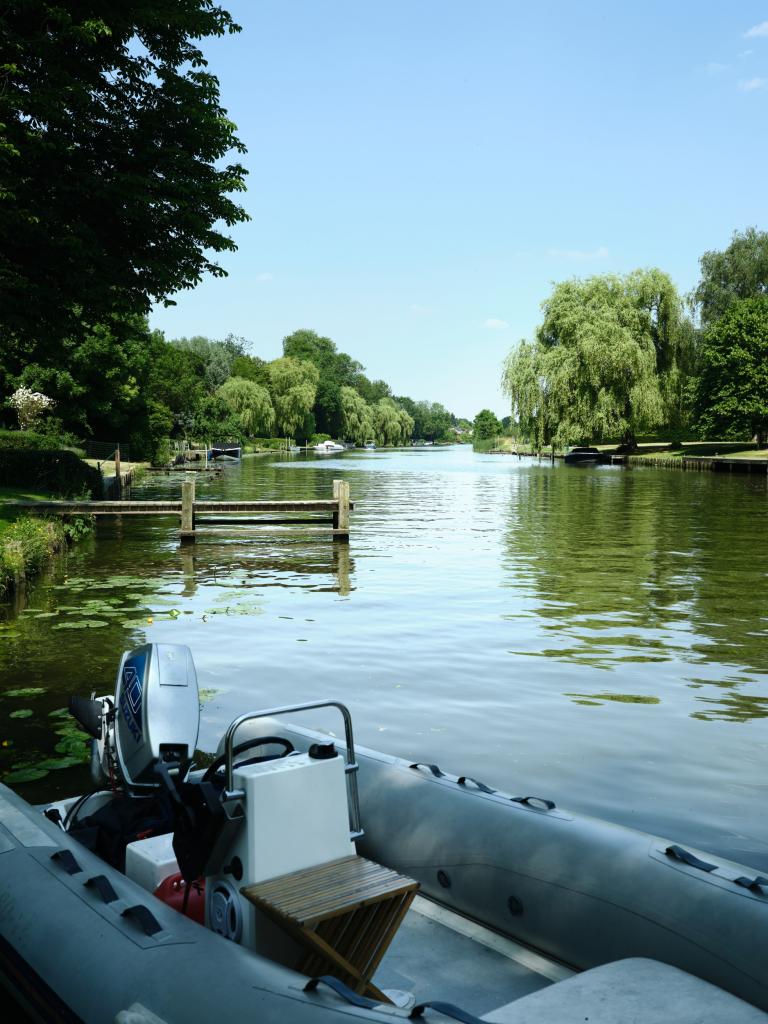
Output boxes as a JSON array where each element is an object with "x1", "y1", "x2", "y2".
[
  {"x1": 180, "y1": 475, "x2": 196, "y2": 543},
  {"x1": 332, "y1": 479, "x2": 350, "y2": 542},
  {"x1": 114, "y1": 445, "x2": 122, "y2": 496}
]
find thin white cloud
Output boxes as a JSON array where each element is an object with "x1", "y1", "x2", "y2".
[
  {"x1": 547, "y1": 245, "x2": 609, "y2": 262},
  {"x1": 255, "y1": 272, "x2": 274, "y2": 282},
  {"x1": 739, "y1": 49, "x2": 754, "y2": 58},
  {"x1": 410, "y1": 303, "x2": 433, "y2": 315},
  {"x1": 705, "y1": 61, "x2": 728, "y2": 74},
  {"x1": 739, "y1": 76, "x2": 767, "y2": 91},
  {"x1": 745, "y1": 21, "x2": 768, "y2": 38},
  {"x1": 484, "y1": 318, "x2": 509, "y2": 329}
]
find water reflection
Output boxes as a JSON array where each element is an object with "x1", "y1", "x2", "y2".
[
  {"x1": 2, "y1": 448, "x2": 768, "y2": 868},
  {"x1": 502, "y1": 464, "x2": 768, "y2": 719}
]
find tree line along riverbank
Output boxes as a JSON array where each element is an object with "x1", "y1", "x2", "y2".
[{"x1": 501, "y1": 229, "x2": 768, "y2": 455}]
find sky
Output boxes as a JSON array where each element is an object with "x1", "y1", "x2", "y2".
[{"x1": 150, "y1": 2, "x2": 768, "y2": 419}]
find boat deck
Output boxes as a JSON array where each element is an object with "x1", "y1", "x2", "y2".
[{"x1": 373, "y1": 896, "x2": 572, "y2": 1017}]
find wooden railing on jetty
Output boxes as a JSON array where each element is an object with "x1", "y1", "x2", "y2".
[{"x1": 7, "y1": 478, "x2": 353, "y2": 544}]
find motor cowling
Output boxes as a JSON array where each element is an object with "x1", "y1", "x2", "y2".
[{"x1": 114, "y1": 643, "x2": 200, "y2": 789}]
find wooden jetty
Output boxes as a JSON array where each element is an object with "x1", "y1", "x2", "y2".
[
  {"x1": 628, "y1": 455, "x2": 768, "y2": 474},
  {"x1": 7, "y1": 478, "x2": 353, "y2": 543}
]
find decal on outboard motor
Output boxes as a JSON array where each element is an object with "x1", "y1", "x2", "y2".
[{"x1": 119, "y1": 652, "x2": 146, "y2": 743}]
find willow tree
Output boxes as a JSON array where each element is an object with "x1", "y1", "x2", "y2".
[
  {"x1": 267, "y1": 357, "x2": 319, "y2": 438},
  {"x1": 373, "y1": 398, "x2": 411, "y2": 446},
  {"x1": 216, "y1": 377, "x2": 274, "y2": 436},
  {"x1": 396, "y1": 406, "x2": 415, "y2": 445},
  {"x1": 340, "y1": 386, "x2": 374, "y2": 444},
  {"x1": 503, "y1": 270, "x2": 692, "y2": 450}
]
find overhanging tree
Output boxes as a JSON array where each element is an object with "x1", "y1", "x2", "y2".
[
  {"x1": 339, "y1": 386, "x2": 374, "y2": 444},
  {"x1": 216, "y1": 377, "x2": 274, "y2": 436},
  {"x1": 0, "y1": 1, "x2": 248, "y2": 366},
  {"x1": 267, "y1": 357, "x2": 319, "y2": 439}
]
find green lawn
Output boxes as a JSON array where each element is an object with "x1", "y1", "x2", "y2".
[{"x1": 629, "y1": 442, "x2": 766, "y2": 461}]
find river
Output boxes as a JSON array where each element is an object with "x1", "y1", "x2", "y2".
[{"x1": 1, "y1": 446, "x2": 767, "y2": 869}]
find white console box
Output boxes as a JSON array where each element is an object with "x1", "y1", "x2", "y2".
[
  {"x1": 207, "y1": 751, "x2": 354, "y2": 953},
  {"x1": 125, "y1": 832, "x2": 178, "y2": 893}
]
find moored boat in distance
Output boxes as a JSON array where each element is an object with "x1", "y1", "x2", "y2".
[
  {"x1": 313, "y1": 440, "x2": 345, "y2": 453},
  {"x1": 209, "y1": 441, "x2": 242, "y2": 461},
  {"x1": 363, "y1": 440, "x2": 376, "y2": 450},
  {"x1": 564, "y1": 445, "x2": 608, "y2": 465}
]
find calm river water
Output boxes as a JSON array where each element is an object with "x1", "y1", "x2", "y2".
[{"x1": 2, "y1": 446, "x2": 767, "y2": 868}]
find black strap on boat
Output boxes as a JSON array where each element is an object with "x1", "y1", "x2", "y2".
[
  {"x1": 303, "y1": 976, "x2": 381, "y2": 1009},
  {"x1": 734, "y1": 875, "x2": 768, "y2": 893},
  {"x1": 510, "y1": 796, "x2": 556, "y2": 811},
  {"x1": 456, "y1": 776, "x2": 496, "y2": 794},
  {"x1": 409, "y1": 763, "x2": 446, "y2": 779},
  {"x1": 84, "y1": 874, "x2": 119, "y2": 904},
  {"x1": 664, "y1": 845, "x2": 717, "y2": 872},
  {"x1": 121, "y1": 904, "x2": 163, "y2": 936},
  {"x1": 410, "y1": 1000, "x2": 486, "y2": 1023},
  {"x1": 50, "y1": 849, "x2": 82, "y2": 875}
]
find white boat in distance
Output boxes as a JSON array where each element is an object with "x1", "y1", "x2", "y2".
[{"x1": 313, "y1": 440, "x2": 345, "y2": 453}]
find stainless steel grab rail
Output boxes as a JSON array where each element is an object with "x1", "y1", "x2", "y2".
[{"x1": 222, "y1": 700, "x2": 363, "y2": 840}]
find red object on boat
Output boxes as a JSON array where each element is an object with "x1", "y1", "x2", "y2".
[{"x1": 154, "y1": 873, "x2": 206, "y2": 924}]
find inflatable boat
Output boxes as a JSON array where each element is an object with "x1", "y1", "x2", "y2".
[{"x1": 1, "y1": 643, "x2": 767, "y2": 1024}]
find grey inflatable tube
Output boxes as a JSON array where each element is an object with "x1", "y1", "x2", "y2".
[
  {"x1": 248, "y1": 720, "x2": 768, "y2": 1012},
  {"x1": 2, "y1": 717, "x2": 768, "y2": 1022}
]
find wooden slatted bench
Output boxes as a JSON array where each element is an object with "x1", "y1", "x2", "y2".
[{"x1": 241, "y1": 855, "x2": 419, "y2": 1003}]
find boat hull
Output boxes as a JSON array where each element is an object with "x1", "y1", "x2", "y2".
[{"x1": 2, "y1": 725, "x2": 768, "y2": 1020}]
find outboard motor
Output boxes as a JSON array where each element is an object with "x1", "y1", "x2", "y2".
[
  {"x1": 113, "y1": 644, "x2": 199, "y2": 789},
  {"x1": 66, "y1": 644, "x2": 200, "y2": 870},
  {"x1": 69, "y1": 643, "x2": 199, "y2": 792}
]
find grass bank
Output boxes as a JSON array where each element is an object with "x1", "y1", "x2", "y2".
[
  {"x1": 622, "y1": 441, "x2": 767, "y2": 461},
  {"x1": 0, "y1": 448, "x2": 100, "y2": 595},
  {"x1": 0, "y1": 507, "x2": 93, "y2": 600}
]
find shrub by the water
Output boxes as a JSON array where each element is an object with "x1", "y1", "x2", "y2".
[{"x1": 0, "y1": 515, "x2": 92, "y2": 599}]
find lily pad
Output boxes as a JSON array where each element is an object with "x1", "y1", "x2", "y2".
[
  {"x1": 33, "y1": 612, "x2": 60, "y2": 619},
  {"x1": 5, "y1": 687, "x2": 45, "y2": 698},
  {"x1": 54, "y1": 722, "x2": 89, "y2": 760},
  {"x1": 4, "y1": 766, "x2": 49, "y2": 784},
  {"x1": 48, "y1": 708, "x2": 70, "y2": 719},
  {"x1": 36, "y1": 756, "x2": 83, "y2": 771},
  {"x1": 9, "y1": 708, "x2": 33, "y2": 719},
  {"x1": 53, "y1": 619, "x2": 109, "y2": 630}
]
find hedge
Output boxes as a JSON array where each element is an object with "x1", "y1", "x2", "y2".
[
  {"x1": 0, "y1": 450, "x2": 101, "y2": 498},
  {"x1": 0, "y1": 429, "x2": 52, "y2": 450}
]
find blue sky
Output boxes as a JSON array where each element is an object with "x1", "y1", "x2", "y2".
[{"x1": 150, "y1": 2, "x2": 768, "y2": 419}]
